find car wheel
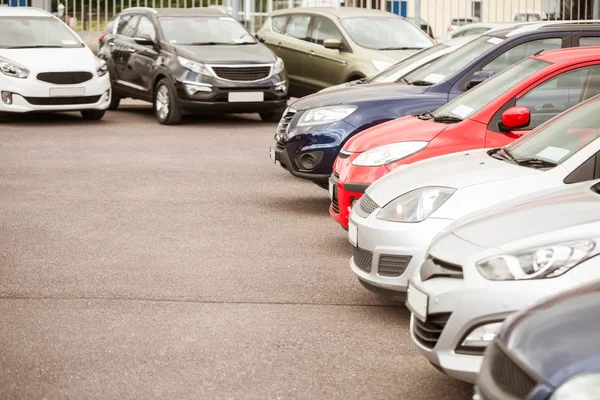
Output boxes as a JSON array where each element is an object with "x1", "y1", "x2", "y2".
[
  {"x1": 108, "y1": 93, "x2": 121, "y2": 111},
  {"x1": 81, "y1": 109, "x2": 106, "y2": 120},
  {"x1": 154, "y1": 79, "x2": 182, "y2": 125},
  {"x1": 260, "y1": 109, "x2": 284, "y2": 122}
]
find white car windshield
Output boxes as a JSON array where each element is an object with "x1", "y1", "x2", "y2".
[
  {"x1": 433, "y1": 58, "x2": 549, "y2": 120},
  {"x1": 340, "y1": 17, "x2": 433, "y2": 50},
  {"x1": 0, "y1": 16, "x2": 83, "y2": 48},
  {"x1": 159, "y1": 16, "x2": 256, "y2": 45},
  {"x1": 369, "y1": 43, "x2": 448, "y2": 83}
]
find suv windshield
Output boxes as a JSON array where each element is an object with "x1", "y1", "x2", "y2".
[
  {"x1": 0, "y1": 17, "x2": 83, "y2": 48},
  {"x1": 340, "y1": 17, "x2": 433, "y2": 50},
  {"x1": 404, "y1": 35, "x2": 500, "y2": 85},
  {"x1": 159, "y1": 16, "x2": 256, "y2": 45},
  {"x1": 369, "y1": 43, "x2": 448, "y2": 83},
  {"x1": 433, "y1": 58, "x2": 549, "y2": 120},
  {"x1": 503, "y1": 98, "x2": 600, "y2": 165}
]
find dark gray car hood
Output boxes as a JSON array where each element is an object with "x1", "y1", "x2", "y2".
[{"x1": 175, "y1": 43, "x2": 276, "y2": 64}]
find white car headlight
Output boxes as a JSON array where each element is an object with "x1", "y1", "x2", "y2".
[
  {"x1": 372, "y1": 60, "x2": 392, "y2": 71},
  {"x1": 272, "y1": 57, "x2": 284, "y2": 75},
  {"x1": 476, "y1": 239, "x2": 599, "y2": 281},
  {"x1": 377, "y1": 186, "x2": 456, "y2": 223},
  {"x1": 0, "y1": 57, "x2": 29, "y2": 79},
  {"x1": 96, "y1": 57, "x2": 108, "y2": 77},
  {"x1": 459, "y1": 322, "x2": 503, "y2": 351},
  {"x1": 550, "y1": 373, "x2": 600, "y2": 400},
  {"x1": 177, "y1": 56, "x2": 211, "y2": 76},
  {"x1": 297, "y1": 106, "x2": 356, "y2": 127},
  {"x1": 352, "y1": 141, "x2": 428, "y2": 166}
]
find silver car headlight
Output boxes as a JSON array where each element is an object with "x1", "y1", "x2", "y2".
[
  {"x1": 0, "y1": 57, "x2": 29, "y2": 79},
  {"x1": 351, "y1": 141, "x2": 428, "y2": 166},
  {"x1": 297, "y1": 106, "x2": 356, "y2": 127},
  {"x1": 476, "y1": 239, "x2": 599, "y2": 281},
  {"x1": 177, "y1": 56, "x2": 211, "y2": 76},
  {"x1": 458, "y1": 322, "x2": 503, "y2": 352},
  {"x1": 377, "y1": 186, "x2": 456, "y2": 223},
  {"x1": 96, "y1": 57, "x2": 108, "y2": 77},
  {"x1": 272, "y1": 57, "x2": 284, "y2": 75},
  {"x1": 550, "y1": 373, "x2": 600, "y2": 400}
]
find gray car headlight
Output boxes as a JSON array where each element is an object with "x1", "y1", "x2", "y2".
[
  {"x1": 377, "y1": 186, "x2": 456, "y2": 223},
  {"x1": 0, "y1": 57, "x2": 29, "y2": 79},
  {"x1": 297, "y1": 106, "x2": 357, "y2": 127},
  {"x1": 177, "y1": 56, "x2": 211, "y2": 76},
  {"x1": 476, "y1": 239, "x2": 599, "y2": 281},
  {"x1": 550, "y1": 373, "x2": 600, "y2": 400},
  {"x1": 272, "y1": 57, "x2": 284, "y2": 75},
  {"x1": 352, "y1": 141, "x2": 428, "y2": 166},
  {"x1": 96, "y1": 57, "x2": 108, "y2": 77}
]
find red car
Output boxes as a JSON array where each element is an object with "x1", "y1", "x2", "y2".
[{"x1": 330, "y1": 47, "x2": 600, "y2": 228}]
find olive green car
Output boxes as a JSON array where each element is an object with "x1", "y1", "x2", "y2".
[{"x1": 256, "y1": 7, "x2": 434, "y2": 97}]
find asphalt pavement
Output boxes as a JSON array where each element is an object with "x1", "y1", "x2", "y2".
[{"x1": 0, "y1": 102, "x2": 472, "y2": 399}]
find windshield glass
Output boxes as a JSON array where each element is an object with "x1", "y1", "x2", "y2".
[
  {"x1": 341, "y1": 17, "x2": 433, "y2": 50},
  {"x1": 159, "y1": 16, "x2": 256, "y2": 45},
  {"x1": 434, "y1": 58, "x2": 549, "y2": 120},
  {"x1": 0, "y1": 17, "x2": 83, "y2": 48},
  {"x1": 504, "y1": 97, "x2": 600, "y2": 165},
  {"x1": 404, "y1": 35, "x2": 500, "y2": 84},
  {"x1": 369, "y1": 43, "x2": 448, "y2": 83}
]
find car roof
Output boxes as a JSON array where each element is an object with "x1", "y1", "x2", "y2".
[
  {"x1": 271, "y1": 6, "x2": 399, "y2": 19},
  {"x1": 535, "y1": 46, "x2": 600, "y2": 64},
  {"x1": 0, "y1": 6, "x2": 52, "y2": 17},
  {"x1": 121, "y1": 7, "x2": 225, "y2": 17}
]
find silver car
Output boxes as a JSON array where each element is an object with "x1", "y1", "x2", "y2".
[{"x1": 406, "y1": 180, "x2": 600, "y2": 383}]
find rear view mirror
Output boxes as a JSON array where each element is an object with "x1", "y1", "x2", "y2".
[
  {"x1": 499, "y1": 106, "x2": 531, "y2": 132},
  {"x1": 465, "y1": 71, "x2": 495, "y2": 90},
  {"x1": 134, "y1": 35, "x2": 154, "y2": 46},
  {"x1": 323, "y1": 39, "x2": 342, "y2": 50}
]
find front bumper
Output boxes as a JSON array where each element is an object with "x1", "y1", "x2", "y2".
[{"x1": 329, "y1": 172, "x2": 368, "y2": 228}]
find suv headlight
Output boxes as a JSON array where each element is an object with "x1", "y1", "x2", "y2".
[
  {"x1": 377, "y1": 186, "x2": 456, "y2": 223},
  {"x1": 297, "y1": 106, "x2": 356, "y2": 127},
  {"x1": 96, "y1": 57, "x2": 108, "y2": 77},
  {"x1": 0, "y1": 57, "x2": 29, "y2": 79},
  {"x1": 352, "y1": 141, "x2": 428, "y2": 166},
  {"x1": 550, "y1": 373, "x2": 600, "y2": 400},
  {"x1": 177, "y1": 56, "x2": 211, "y2": 76},
  {"x1": 476, "y1": 239, "x2": 599, "y2": 281},
  {"x1": 272, "y1": 57, "x2": 284, "y2": 75}
]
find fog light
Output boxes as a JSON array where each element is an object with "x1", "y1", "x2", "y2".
[
  {"x1": 351, "y1": 198, "x2": 358, "y2": 207},
  {"x1": 457, "y1": 322, "x2": 503, "y2": 354},
  {"x1": 1, "y1": 91, "x2": 12, "y2": 105},
  {"x1": 275, "y1": 81, "x2": 287, "y2": 92},
  {"x1": 300, "y1": 153, "x2": 316, "y2": 169},
  {"x1": 103, "y1": 90, "x2": 110, "y2": 102},
  {"x1": 185, "y1": 83, "x2": 212, "y2": 95}
]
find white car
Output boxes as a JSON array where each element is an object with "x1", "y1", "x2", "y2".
[
  {"x1": 406, "y1": 179, "x2": 600, "y2": 383},
  {"x1": 0, "y1": 7, "x2": 111, "y2": 119},
  {"x1": 349, "y1": 94, "x2": 600, "y2": 299}
]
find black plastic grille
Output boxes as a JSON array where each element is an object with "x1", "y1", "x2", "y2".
[
  {"x1": 211, "y1": 66, "x2": 271, "y2": 81},
  {"x1": 489, "y1": 342, "x2": 537, "y2": 399},
  {"x1": 420, "y1": 256, "x2": 464, "y2": 282},
  {"x1": 412, "y1": 313, "x2": 451, "y2": 349},
  {"x1": 337, "y1": 152, "x2": 350, "y2": 159},
  {"x1": 37, "y1": 71, "x2": 93, "y2": 84},
  {"x1": 359, "y1": 195, "x2": 379, "y2": 215},
  {"x1": 352, "y1": 246, "x2": 373, "y2": 273},
  {"x1": 24, "y1": 95, "x2": 101, "y2": 105},
  {"x1": 331, "y1": 172, "x2": 339, "y2": 214},
  {"x1": 377, "y1": 255, "x2": 412, "y2": 277},
  {"x1": 276, "y1": 108, "x2": 296, "y2": 141}
]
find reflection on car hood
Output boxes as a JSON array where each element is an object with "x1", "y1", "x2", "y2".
[
  {"x1": 291, "y1": 83, "x2": 430, "y2": 111},
  {"x1": 1, "y1": 47, "x2": 96, "y2": 73},
  {"x1": 175, "y1": 43, "x2": 276, "y2": 64}
]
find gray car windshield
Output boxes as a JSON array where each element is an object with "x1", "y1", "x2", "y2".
[
  {"x1": 504, "y1": 98, "x2": 600, "y2": 165},
  {"x1": 0, "y1": 17, "x2": 83, "y2": 48},
  {"x1": 433, "y1": 58, "x2": 549, "y2": 120},
  {"x1": 404, "y1": 35, "x2": 500, "y2": 85},
  {"x1": 369, "y1": 43, "x2": 448, "y2": 83},
  {"x1": 341, "y1": 17, "x2": 433, "y2": 50},
  {"x1": 159, "y1": 16, "x2": 256, "y2": 45}
]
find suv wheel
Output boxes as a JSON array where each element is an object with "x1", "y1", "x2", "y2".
[
  {"x1": 108, "y1": 94, "x2": 121, "y2": 110},
  {"x1": 81, "y1": 109, "x2": 105, "y2": 120},
  {"x1": 154, "y1": 79, "x2": 182, "y2": 125}
]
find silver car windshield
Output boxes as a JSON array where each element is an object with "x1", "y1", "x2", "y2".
[
  {"x1": 0, "y1": 17, "x2": 83, "y2": 48},
  {"x1": 341, "y1": 17, "x2": 433, "y2": 50},
  {"x1": 369, "y1": 43, "x2": 449, "y2": 83},
  {"x1": 159, "y1": 16, "x2": 256, "y2": 45}
]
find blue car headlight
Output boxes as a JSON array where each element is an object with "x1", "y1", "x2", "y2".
[{"x1": 297, "y1": 106, "x2": 356, "y2": 127}]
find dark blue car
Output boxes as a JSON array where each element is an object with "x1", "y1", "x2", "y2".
[
  {"x1": 476, "y1": 277, "x2": 600, "y2": 400},
  {"x1": 271, "y1": 22, "x2": 600, "y2": 187}
]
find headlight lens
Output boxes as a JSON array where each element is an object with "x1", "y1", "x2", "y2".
[
  {"x1": 272, "y1": 57, "x2": 284, "y2": 75},
  {"x1": 297, "y1": 106, "x2": 357, "y2": 127},
  {"x1": 458, "y1": 322, "x2": 503, "y2": 351},
  {"x1": 476, "y1": 239, "x2": 598, "y2": 281},
  {"x1": 352, "y1": 141, "x2": 428, "y2": 166},
  {"x1": 96, "y1": 57, "x2": 108, "y2": 77},
  {"x1": 0, "y1": 57, "x2": 29, "y2": 79},
  {"x1": 372, "y1": 60, "x2": 392, "y2": 71},
  {"x1": 377, "y1": 186, "x2": 456, "y2": 223},
  {"x1": 550, "y1": 373, "x2": 600, "y2": 400},
  {"x1": 177, "y1": 56, "x2": 211, "y2": 76}
]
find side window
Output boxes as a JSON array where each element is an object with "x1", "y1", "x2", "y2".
[
  {"x1": 136, "y1": 17, "x2": 156, "y2": 41},
  {"x1": 483, "y1": 38, "x2": 562, "y2": 74},
  {"x1": 117, "y1": 15, "x2": 140, "y2": 37},
  {"x1": 272, "y1": 16, "x2": 287, "y2": 33},
  {"x1": 285, "y1": 15, "x2": 311, "y2": 40},
  {"x1": 580, "y1": 37, "x2": 600, "y2": 46},
  {"x1": 309, "y1": 17, "x2": 342, "y2": 46}
]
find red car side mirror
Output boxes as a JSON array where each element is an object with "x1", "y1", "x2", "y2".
[{"x1": 500, "y1": 106, "x2": 531, "y2": 132}]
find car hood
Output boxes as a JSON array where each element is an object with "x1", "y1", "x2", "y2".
[
  {"x1": 291, "y1": 83, "x2": 431, "y2": 111},
  {"x1": 175, "y1": 43, "x2": 276, "y2": 64},
  {"x1": 1, "y1": 47, "x2": 97, "y2": 73},
  {"x1": 450, "y1": 181, "x2": 600, "y2": 249},
  {"x1": 367, "y1": 149, "x2": 537, "y2": 207}
]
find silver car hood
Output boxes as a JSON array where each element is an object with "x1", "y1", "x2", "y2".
[{"x1": 449, "y1": 181, "x2": 600, "y2": 249}]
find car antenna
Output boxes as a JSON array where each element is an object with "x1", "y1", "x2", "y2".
[{"x1": 534, "y1": 49, "x2": 544, "y2": 56}]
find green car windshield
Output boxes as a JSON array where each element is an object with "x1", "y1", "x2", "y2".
[{"x1": 341, "y1": 17, "x2": 433, "y2": 50}]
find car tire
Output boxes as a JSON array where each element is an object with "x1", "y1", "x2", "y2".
[
  {"x1": 154, "y1": 78, "x2": 182, "y2": 125},
  {"x1": 260, "y1": 109, "x2": 284, "y2": 122},
  {"x1": 108, "y1": 93, "x2": 121, "y2": 110},
  {"x1": 81, "y1": 109, "x2": 106, "y2": 120}
]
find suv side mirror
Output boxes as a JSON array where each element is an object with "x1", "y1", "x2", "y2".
[
  {"x1": 323, "y1": 39, "x2": 342, "y2": 50},
  {"x1": 465, "y1": 70, "x2": 495, "y2": 90},
  {"x1": 134, "y1": 35, "x2": 154, "y2": 46},
  {"x1": 499, "y1": 106, "x2": 531, "y2": 132}
]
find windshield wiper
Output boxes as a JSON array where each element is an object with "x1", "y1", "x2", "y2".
[
  {"x1": 379, "y1": 46, "x2": 424, "y2": 50},
  {"x1": 416, "y1": 111, "x2": 435, "y2": 120},
  {"x1": 188, "y1": 42, "x2": 230, "y2": 46},
  {"x1": 410, "y1": 80, "x2": 435, "y2": 86},
  {"x1": 433, "y1": 115, "x2": 462, "y2": 123},
  {"x1": 5, "y1": 45, "x2": 65, "y2": 49},
  {"x1": 397, "y1": 78, "x2": 410, "y2": 84},
  {"x1": 232, "y1": 42, "x2": 256, "y2": 45},
  {"x1": 498, "y1": 147, "x2": 519, "y2": 163},
  {"x1": 514, "y1": 157, "x2": 557, "y2": 168}
]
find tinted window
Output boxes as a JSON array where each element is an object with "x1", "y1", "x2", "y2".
[
  {"x1": 309, "y1": 17, "x2": 342, "y2": 45},
  {"x1": 272, "y1": 16, "x2": 287, "y2": 33},
  {"x1": 285, "y1": 15, "x2": 311, "y2": 39},
  {"x1": 580, "y1": 37, "x2": 600, "y2": 46},
  {"x1": 136, "y1": 17, "x2": 156, "y2": 40},
  {"x1": 483, "y1": 38, "x2": 562, "y2": 73},
  {"x1": 117, "y1": 15, "x2": 140, "y2": 37}
]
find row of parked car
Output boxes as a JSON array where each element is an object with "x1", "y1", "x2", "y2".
[{"x1": 269, "y1": 16, "x2": 600, "y2": 399}]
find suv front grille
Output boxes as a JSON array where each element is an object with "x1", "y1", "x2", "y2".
[
  {"x1": 412, "y1": 313, "x2": 451, "y2": 349},
  {"x1": 352, "y1": 246, "x2": 373, "y2": 273},
  {"x1": 488, "y1": 341, "x2": 537, "y2": 399},
  {"x1": 37, "y1": 71, "x2": 93, "y2": 84},
  {"x1": 377, "y1": 255, "x2": 412, "y2": 277},
  {"x1": 276, "y1": 108, "x2": 296, "y2": 141},
  {"x1": 211, "y1": 66, "x2": 271, "y2": 81}
]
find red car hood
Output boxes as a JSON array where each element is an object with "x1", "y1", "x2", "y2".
[{"x1": 343, "y1": 115, "x2": 449, "y2": 153}]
